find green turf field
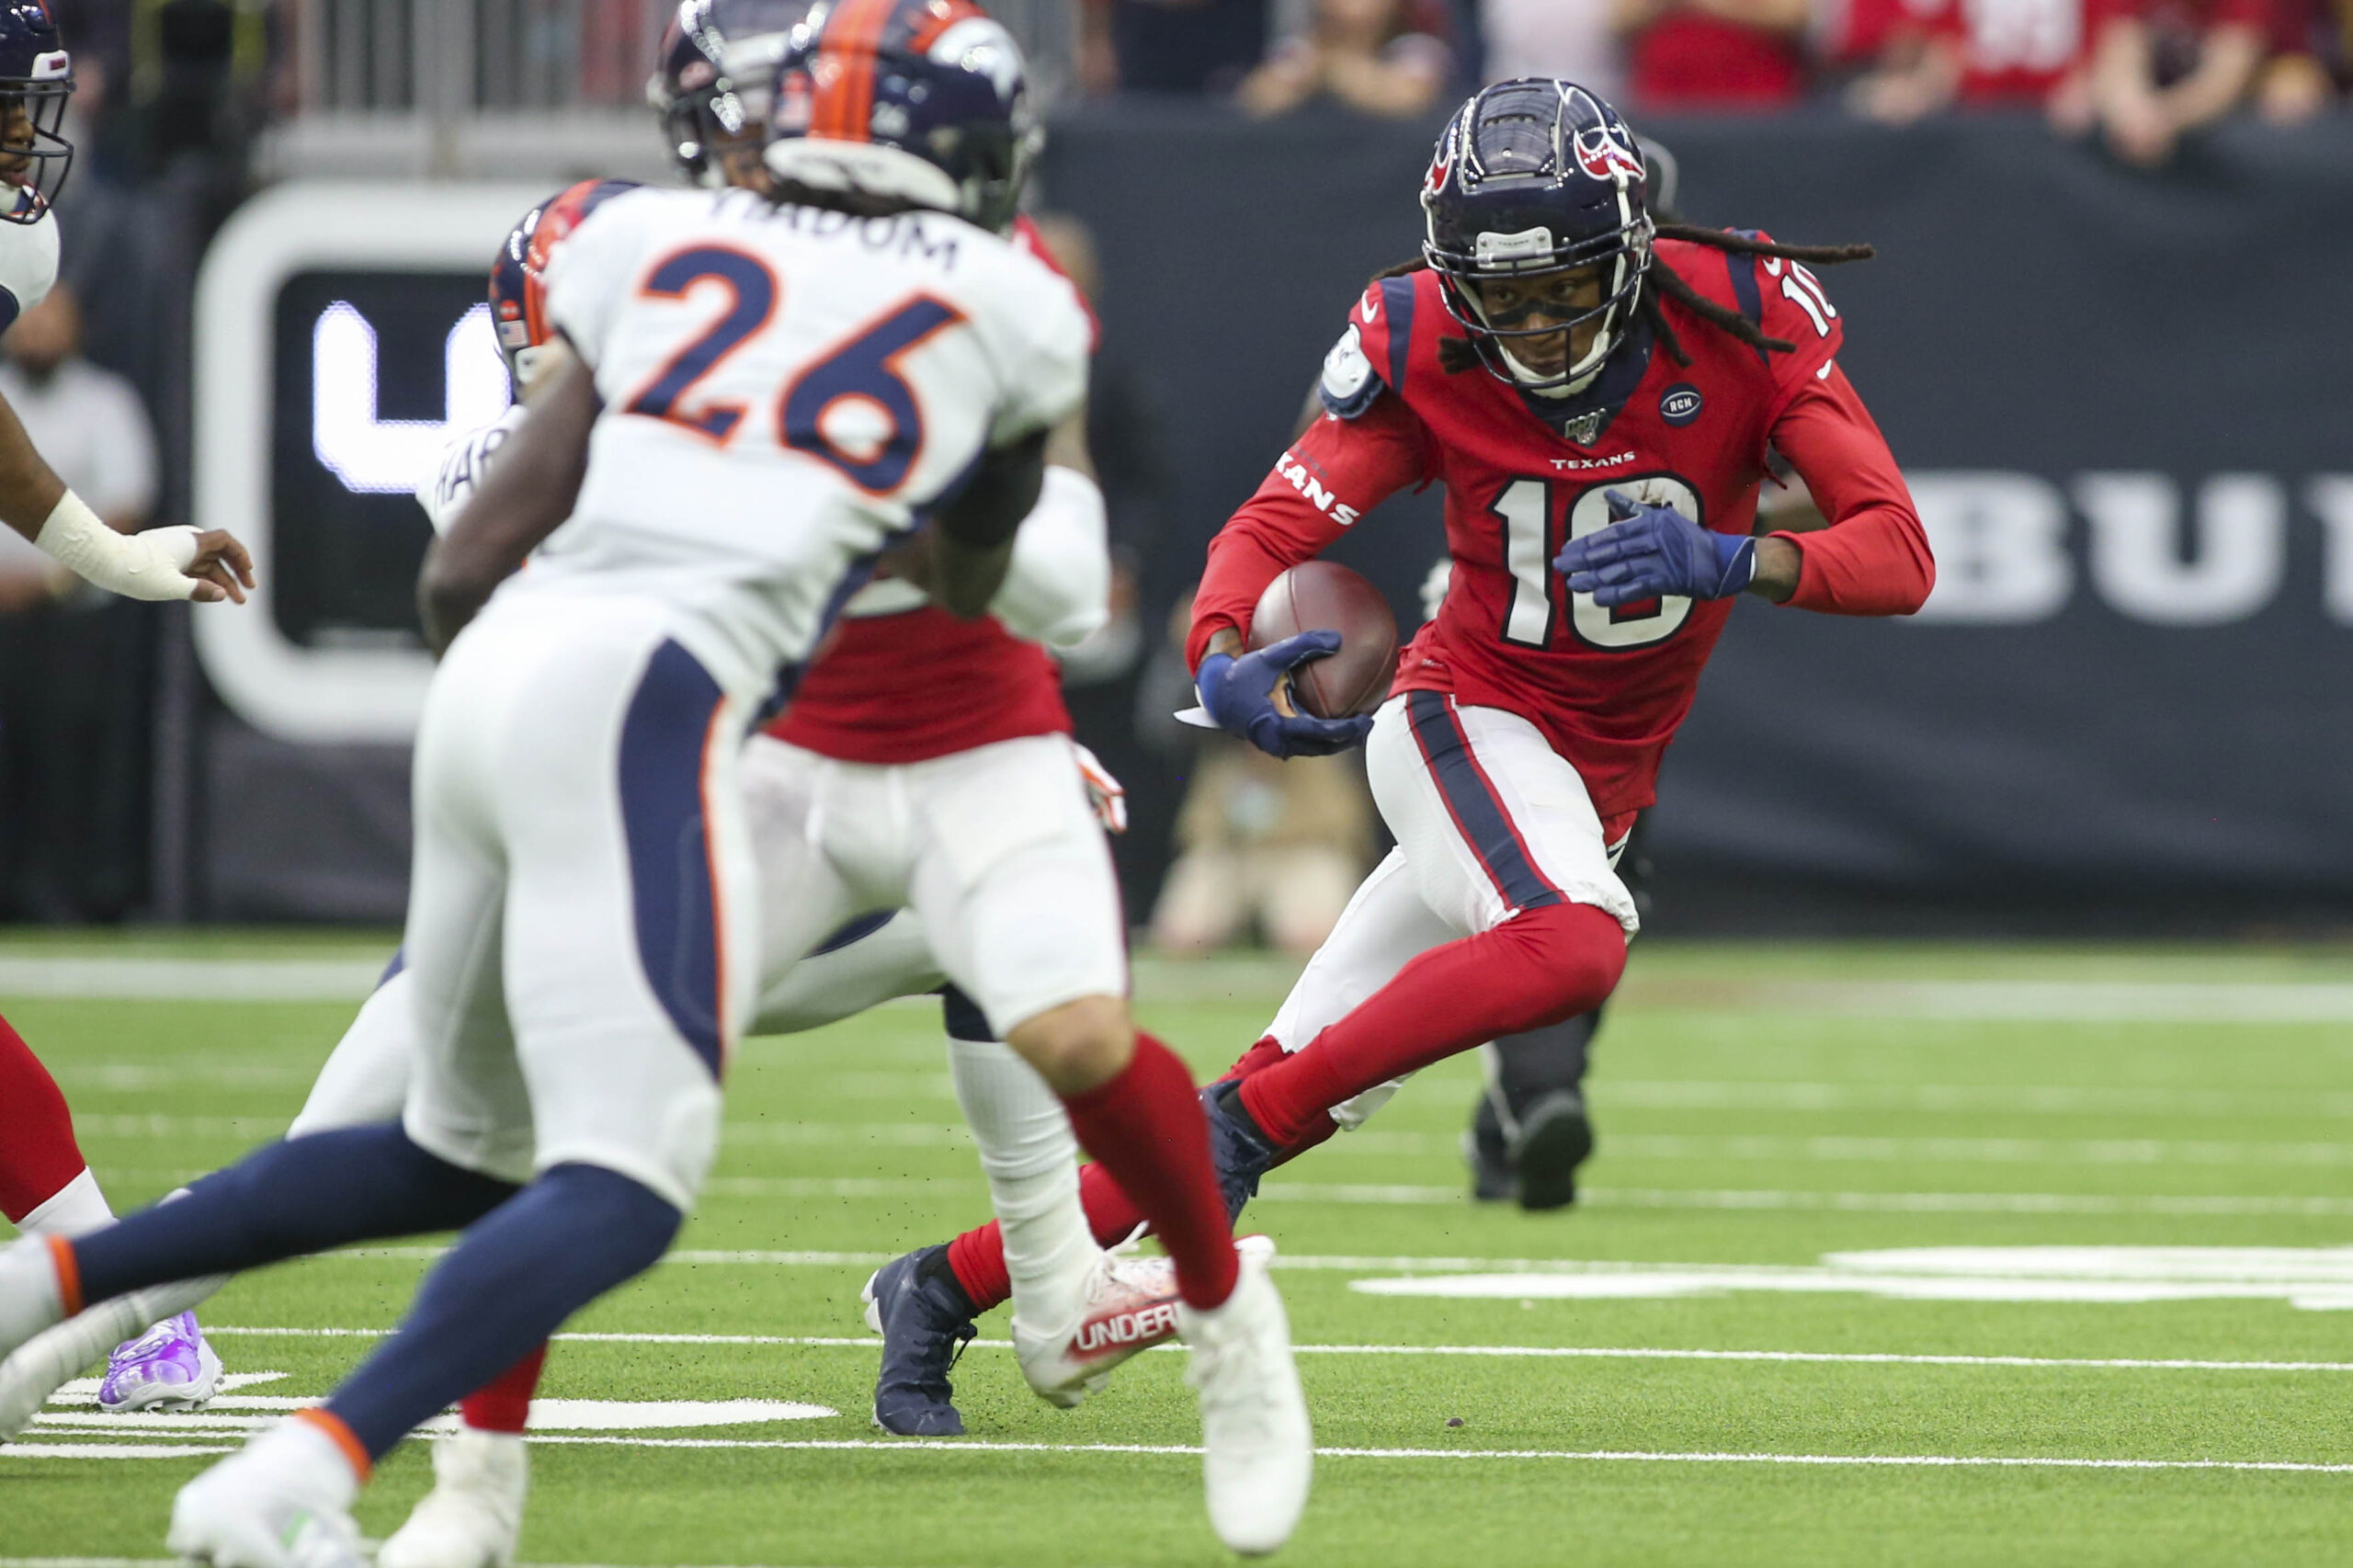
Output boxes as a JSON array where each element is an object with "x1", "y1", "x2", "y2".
[{"x1": 9, "y1": 937, "x2": 2353, "y2": 1565}]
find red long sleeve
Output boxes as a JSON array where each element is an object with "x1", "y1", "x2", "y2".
[
  {"x1": 1186, "y1": 392, "x2": 1435, "y2": 673},
  {"x1": 1767, "y1": 362, "x2": 1936, "y2": 616}
]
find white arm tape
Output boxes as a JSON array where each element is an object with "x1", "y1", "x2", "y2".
[
  {"x1": 33, "y1": 492, "x2": 202, "y2": 601},
  {"x1": 990, "y1": 465, "x2": 1110, "y2": 650}
]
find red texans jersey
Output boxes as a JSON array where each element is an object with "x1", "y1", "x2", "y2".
[
  {"x1": 767, "y1": 217, "x2": 1092, "y2": 765},
  {"x1": 1190, "y1": 236, "x2": 1932, "y2": 819}
]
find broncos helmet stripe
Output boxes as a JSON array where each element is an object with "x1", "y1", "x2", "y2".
[
  {"x1": 0, "y1": 2, "x2": 70, "y2": 222},
  {"x1": 1421, "y1": 79, "x2": 1654, "y2": 398},
  {"x1": 766, "y1": 0, "x2": 1040, "y2": 233},
  {"x1": 488, "y1": 178, "x2": 640, "y2": 386}
]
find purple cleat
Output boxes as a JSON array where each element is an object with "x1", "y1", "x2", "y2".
[{"x1": 97, "y1": 1312, "x2": 222, "y2": 1413}]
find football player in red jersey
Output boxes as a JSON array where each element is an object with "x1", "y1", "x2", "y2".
[{"x1": 877, "y1": 75, "x2": 1935, "y2": 1416}]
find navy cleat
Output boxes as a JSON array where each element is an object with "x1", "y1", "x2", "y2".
[
  {"x1": 1464, "y1": 1090, "x2": 1594, "y2": 1211},
  {"x1": 1200, "y1": 1083, "x2": 1282, "y2": 1222},
  {"x1": 1512, "y1": 1090, "x2": 1595, "y2": 1211},
  {"x1": 1465, "y1": 1095, "x2": 1516, "y2": 1203},
  {"x1": 860, "y1": 1244, "x2": 978, "y2": 1437}
]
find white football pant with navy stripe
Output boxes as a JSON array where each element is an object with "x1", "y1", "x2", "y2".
[
  {"x1": 1267, "y1": 692, "x2": 1637, "y2": 1131},
  {"x1": 397, "y1": 592, "x2": 756, "y2": 1214}
]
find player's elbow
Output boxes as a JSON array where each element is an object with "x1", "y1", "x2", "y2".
[
  {"x1": 416, "y1": 542, "x2": 501, "y2": 653},
  {"x1": 1890, "y1": 509, "x2": 1937, "y2": 615}
]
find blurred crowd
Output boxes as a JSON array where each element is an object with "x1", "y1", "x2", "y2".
[{"x1": 1090, "y1": 0, "x2": 2347, "y2": 165}]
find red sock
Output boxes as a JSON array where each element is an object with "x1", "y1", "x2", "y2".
[
  {"x1": 939, "y1": 1033, "x2": 1330, "y2": 1312},
  {"x1": 459, "y1": 1343, "x2": 547, "y2": 1434},
  {"x1": 1060, "y1": 1033, "x2": 1238, "y2": 1310},
  {"x1": 945, "y1": 1161, "x2": 1150, "y2": 1312},
  {"x1": 0, "y1": 1012, "x2": 91, "y2": 1225},
  {"x1": 1239, "y1": 902, "x2": 1627, "y2": 1148}
]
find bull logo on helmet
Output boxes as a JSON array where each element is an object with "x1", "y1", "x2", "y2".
[
  {"x1": 1572, "y1": 122, "x2": 1642, "y2": 185},
  {"x1": 1424, "y1": 126, "x2": 1455, "y2": 197}
]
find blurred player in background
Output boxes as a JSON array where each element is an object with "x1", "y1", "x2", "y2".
[
  {"x1": 870, "y1": 78, "x2": 1936, "y2": 1398},
  {"x1": 0, "y1": 0, "x2": 252, "y2": 1422}
]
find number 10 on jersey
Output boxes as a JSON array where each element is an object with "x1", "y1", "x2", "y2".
[{"x1": 1491, "y1": 473, "x2": 1703, "y2": 652}]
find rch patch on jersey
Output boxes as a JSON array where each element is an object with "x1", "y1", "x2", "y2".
[
  {"x1": 1659, "y1": 382, "x2": 1703, "y2": 426},
  {"x1": 1319, "y1": 323, "x2": 1383, "y2": 420}
]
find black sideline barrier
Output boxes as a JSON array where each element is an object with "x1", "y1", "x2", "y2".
[
  {"x1": 197, "y1": 108, "x2": 2353, "y2": 929},
  {"x1": 1038, "y1": 106, "x2": 2353, "y2": 930}
]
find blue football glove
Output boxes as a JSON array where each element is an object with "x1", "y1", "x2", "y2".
[
  {"x1": 1196, "y1": 631, "x2": 1376, "y2": 759},
  {"x1": 1554, "y1": 490, "x2": 1756, "y2": 608}
]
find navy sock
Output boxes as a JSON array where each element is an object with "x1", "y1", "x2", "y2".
[
  {"x1": 327, "y1": 1162, "x2": 681, "y2": 1459},
  {"x1": 74, "y1": 1125, "x2": 517, "y2": 1303}
]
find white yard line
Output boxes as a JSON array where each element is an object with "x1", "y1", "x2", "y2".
[
  {"x1": 0, "y1": 956, "x2": 386, "y2": 1001},
  {"x1": 0, "y1": 1444, "x2": 233, "y2": 1460},
  {"x1": 74, "y1": 1106, "x2": 2353, "y2": 1167},
  {"x1": 518, "y1": 1435, "x2": 2353, "y2": 1473},
  {"x1": 1600, "y1": 1079, "x2": 2353, "y2": 1119},
  {"x1": 196, "y1": 1325, "x2": 2353, "y2": 1375},
  {"x1": 17, "y1": 952, "x2": 2353, "y2": 1020},
  {"x1": 4, "y1": 1561, "x2": 876, "y2": 1568}
]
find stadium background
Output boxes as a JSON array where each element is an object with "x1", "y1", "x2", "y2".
[{"x1": 17, "y1": 0, "x2": 2352, "y2": 937}]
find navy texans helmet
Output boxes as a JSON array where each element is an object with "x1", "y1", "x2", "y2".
[
  {"x1": 650, "y1": 0, "x2": 812, "y2": 187},
  {"x1": 764, "y1": 0, "x2": 1040, "y2": 233},
  {"x1": 0, "y1": 3, "x2": 71, "y2": 222},
  {"x1": 487, "y1": 178, "x2": 640, "y2": 385},
  {"x1": 1421, "y1": 79, "x2": 1653, "y2": 396}
]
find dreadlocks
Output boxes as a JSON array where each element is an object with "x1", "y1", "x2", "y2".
[
  {"x1": 1372, "y1": 223, "x2": 1876, "y2": 374},
  {"x1": 1643, "y1": 223, "x2": 1874, "y2": 366}
]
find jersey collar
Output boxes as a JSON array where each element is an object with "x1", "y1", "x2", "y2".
[{"x1": 1517, "y1": 312, "x2": 1655, "y2": 449}]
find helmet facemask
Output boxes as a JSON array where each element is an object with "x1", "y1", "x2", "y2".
[
  {"x1": 1429, "y1": 216, "x2": 1651, "y2": 396},
  {"x1": 650, "y1": 1, "x2": 796, "y2": 189},
  {"x1": 0, "y1": 74, "x2": 71, "y2": 220}
]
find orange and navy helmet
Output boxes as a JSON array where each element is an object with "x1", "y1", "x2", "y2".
[
  {"x1": 650, "y1": 0, "x2": 811, "y2": 187},
  {"x1": 764, "y1": 0, "x2": 1039, "y2": 233},
  {"x1": 487, "y1": 178, "x2": 639, "y2": 387}
]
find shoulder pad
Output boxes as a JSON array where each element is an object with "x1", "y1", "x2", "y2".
[
  {"x1": 1318, "y1": 322, "x2": 1386, "y2": 420},
  {"x1": 0, "y1": 208, "x2": 59, "y2": 333}
]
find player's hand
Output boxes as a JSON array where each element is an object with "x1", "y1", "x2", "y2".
[
  {"x1": 1555, "y1": 491, "x2": 1755, "y2": 607},
  {"x1": 1073, "y1": 743, "x2": 1128, "y2": 834},
  {"x1": 181, "y1": 528, "x2": 257, "y2": 604},
  {"x1": 1195, "y1": 631, "x2": 1374, "y2": 759}
]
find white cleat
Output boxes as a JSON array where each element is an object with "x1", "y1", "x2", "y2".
[
  {"x1": 0, "y1": 1235, "x2": 72, "y2": 1364},
  {"x1": 1013, "y1": 1252, "x2": 1183, "y2": 1408},
  {"x1": 166, "y1": 1415, "x2": 367, "y2": 1568},
  {"x1": 1180, "y1": 1242, "x2": 1312, "y2": 1557},
  {"x1": 0, "y1": 1301, "x2": 131, "y2": 1441},
  {"x1": 378, "y1": 1426, "x2": 529, "y2": 1568}
]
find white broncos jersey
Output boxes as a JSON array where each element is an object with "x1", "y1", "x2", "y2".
[{"x1": 516, "y1": 186, "x2": 1090, "y2": 699}]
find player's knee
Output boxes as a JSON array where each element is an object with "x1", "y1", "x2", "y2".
[
  {"x1": 1495, "y1": 901, "x2": 1627, "y2": 1034},
  {"x1": 1006, "y1": 994, "x2": 1134, "y2": 1096},
  {"x1": 536, "y1": 1163, "x2": 683, "y2": 1274}
]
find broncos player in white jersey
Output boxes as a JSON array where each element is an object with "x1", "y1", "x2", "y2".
[{"x1": 0, "y1": 4, "x2": 1308, "y2": 1562}]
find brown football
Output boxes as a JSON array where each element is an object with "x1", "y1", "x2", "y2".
[{"x1": 1247, "y1": 561, "x2": 1401, "y2": 720}]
